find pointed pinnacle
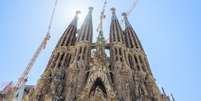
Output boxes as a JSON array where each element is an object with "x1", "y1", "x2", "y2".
[
  {"x1": 122, "y1": 12, "x2": 128, "y2": 17},
  {"x1": 88, "y1": 7, "x2": 94, "y2": 13},
  {"x1": 75, "y1": 10, "x2": 81, "y2": 16},
  {"x1": 122, "y1": 12, "x2": 128, "y2": 21},
  {"x1": 111, "y1": 7, "x2": 116, "y2": 15},
  {"x1": 122, "y1": 12, "x2": 131, "y2": 27},
  {"x1": 75, "y1": 10, "x2": 81, "y2": 19}
]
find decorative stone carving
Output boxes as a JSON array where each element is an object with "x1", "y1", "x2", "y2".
[{"x1": 24, "y1": 7, "x2": 171, "y2": 101}]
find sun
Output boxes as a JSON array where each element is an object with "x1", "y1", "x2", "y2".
[{"x1": 61, "y1": 0, "x2": 90, "y2": 27}]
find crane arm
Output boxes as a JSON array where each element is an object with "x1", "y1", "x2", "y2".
[
  {"x1": 14, "y1": 0, "x2": 58, "y2": 90},
  {"x1": 126, "y1": 0, "x2": 139, "y2": 16},
  {"x1": 15, "y1": 34, "x2": 50, "y2": 89},
  {"x1": 96, "y1": 0, "x2": 107, "y2": 32}
]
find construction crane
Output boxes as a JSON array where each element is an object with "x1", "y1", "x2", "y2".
[
  {"x1": 14, "y1": 33, "x2": 50, "y2": 90},
  {"x1": 126, "y1": 0, "x2": 139, "y2": 16},
  {"x1": 14, "y1": 0, "x2": 58, "y2": 91},
  {"x1": 96, "y1": 0, "x2": 107, "y2": 33}
]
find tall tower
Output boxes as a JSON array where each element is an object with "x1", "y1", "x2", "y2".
[
  {"x1": 109, "y1": 8, "x2": 133, "y2": 101},
  {"x1": 25, "y1": 7, "x2": 171, "y2": 101},
  {"x1": 64, "y1": 7, "x2": 93, "y2": 101},
  {"x1": 122, "y1": 12, "x2": 168, "y2": 101},
  {"x1": 33, "y1": 11, "x2": 79, "y2": 101}
]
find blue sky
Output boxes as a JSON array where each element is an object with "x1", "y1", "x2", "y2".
[{"x1": 0, "y1": 0, "x2": 201, "y2": 101}]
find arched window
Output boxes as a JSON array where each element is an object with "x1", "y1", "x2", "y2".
[{"x1": 89, "y1": 78, "x2": 107, "y2": 97}]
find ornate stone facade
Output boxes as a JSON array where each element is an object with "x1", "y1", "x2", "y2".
[{"x1": 25, "y1": 7, "x2": 171, "y2": 101}]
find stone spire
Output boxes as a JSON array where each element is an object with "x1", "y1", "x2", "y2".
[
  {"x1": 70, "y1": 7, "x2": 94, "y2": 66},
  {"x1": 77, "y1": 7, "x2": 93, "y2": 42},
  {"x1": 110, "y1": 7, "x2": 124, "y2": 43},
  {"x1": 109, "y1": 7, "x2": 133, "y2": 101},
  {"x1": 122, "y1": 12, "x2": 153, "y2": 74},
  {"x1": 56, "y1": 11, "x2": 80, "y2": 47},
  {"x1": 34, "y1": 11, "x2": 79, "y2": 101},
  {"x1": 122, "y1": 12, "x2": 167, "y2": 101},
  {"x1": 64, "y1": 7, "x2": 94, "y2": 101},
  {"x1": 122, "y1": 12, "x2": 143, "y2": 49}
]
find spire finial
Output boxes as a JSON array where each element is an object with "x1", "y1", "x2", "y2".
[
  {"x1": 111, "y1": 7, "x2": 116, "y2": 15},
  {"x1": 122, "y1": 12, "x2": 128, "y2": 18},
  {"x1": 76, "y1": 10, "x2": 81, "y2": 15},
  {"x1": 122, "y1": 12, "x2": 131, "y2": 27},
  {"x1": 122, "y1": 12, "x2": 128, "y2": 21},
  {"x1": 75, "y1": 10, "x2": 81, "y2": 18},
  {"x1": 88, "y1": 7, "x2": 94, "y2": 13},
  {"x1": 70, "y1": 11, "x2": 80, "y2": 26},
  {"x1": 121, "y1": 12, "x2": 128, "y2": 21}
]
